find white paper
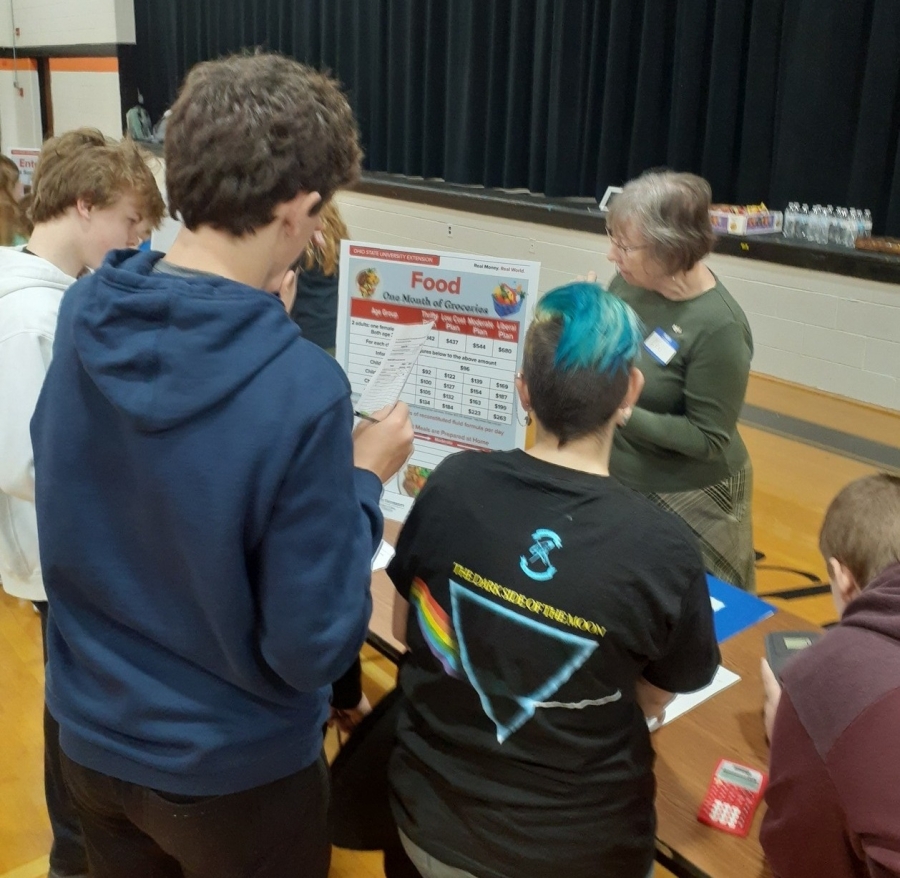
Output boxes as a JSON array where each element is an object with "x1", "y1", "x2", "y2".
[
  {"x1": 650, "y1": 666, "x2": 741, "y2": 730},
  {"x1": 371, "y1": 540, "x2": 395, "y2": 571},
  {"x1": 355, "y1": 321, "x2": 435, "y2": 416}
]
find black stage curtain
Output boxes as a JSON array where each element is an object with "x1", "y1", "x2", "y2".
[{"x1": 133, "y1": 0, "x2": 900, "y2": 234}]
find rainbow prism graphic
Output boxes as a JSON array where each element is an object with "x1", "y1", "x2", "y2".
[{"x1": 410, "y1": 577, "x2": 460, "y2": 676}]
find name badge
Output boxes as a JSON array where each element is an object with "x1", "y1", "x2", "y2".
[{"x1": 643, "y1": 328, "x2": 679, "y2": 365}]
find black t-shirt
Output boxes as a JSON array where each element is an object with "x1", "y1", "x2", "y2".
[{"x1": 387, "y1": 449, "x2": 719, "y2": 878}]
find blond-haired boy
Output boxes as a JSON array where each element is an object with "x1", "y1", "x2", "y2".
[{"x1": 0, "y1": 126, "x2": 164, "y2": 878}]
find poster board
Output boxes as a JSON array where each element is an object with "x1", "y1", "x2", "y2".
[
  {"x1": 336, "y1": 242, "x2": 540, "y2": 520},
  {"x1": 9, "y1": 147, "x2": 41, "y2": 188}
]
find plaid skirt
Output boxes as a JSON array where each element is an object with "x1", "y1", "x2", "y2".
[{"x1": 644, "y1": 461, "x2": 756, "y2": 592}]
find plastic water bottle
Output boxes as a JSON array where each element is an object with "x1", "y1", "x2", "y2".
[
  {"x1": 833, "y1": 208, "x2": 844, "y2": 247},
  {"x1": 844, "y1": 209, "x2": 857, "y2": 247},
  {"x1": 834, "y1": 209, "x2": 846, "y2": 247},
  {"x1": 850, "y1": 209, "x2": 861, "y2": 246},
  {"x1": 811, "y1": 205, "x2": 826, "y2": 244},
  {"x1": 820, "y1": 206, "x2": 832, "y2": 245},
  {"x1": 820, "y1": 207, "x2": 833, "y2": 245},
  {"x1": 798, "y1": 204, "x2": 810, "y2": 240},
  {"x1": 783, "y1": 202, "x2": 797, "y2": 238},
  {"x1": 863, "y1": 209, "x2": 873, "y2": 238},
  {"x1": 826, "y1": 206, "x2": 838, "y2": 245}
]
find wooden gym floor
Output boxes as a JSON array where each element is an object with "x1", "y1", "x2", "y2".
[{"x1": 1, "y1": 373, "x2": 897, "y2": 878}]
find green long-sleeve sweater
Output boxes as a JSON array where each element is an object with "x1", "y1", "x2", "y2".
[{"x1": 609, "y1": 272, "x2": 753, "y2": 493}]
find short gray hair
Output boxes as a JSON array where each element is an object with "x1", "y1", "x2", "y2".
[{"x1": 607, "y1": 170, "x2": 716, "y2": 273}]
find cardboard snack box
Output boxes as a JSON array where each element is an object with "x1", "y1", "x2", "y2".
[{"x1": 710, "y1": 207, "x2": 784, "y2": 236}]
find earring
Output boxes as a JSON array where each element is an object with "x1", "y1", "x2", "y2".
[
  {"x1": 516, "y1": 403, "x2": 532, "y2": 427},
  {"x1": 617, "y1": 406, "x2": 632, "y2": 427}
]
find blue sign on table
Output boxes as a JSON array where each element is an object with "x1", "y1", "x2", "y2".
[{"x1": 706, "y1": 574, "x2": 775, "y2": 643}]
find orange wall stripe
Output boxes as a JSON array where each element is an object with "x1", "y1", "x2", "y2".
[
  {"x1": 0, "y1": 58, "x2": 38, "y2": 72},
  {"x1": 49, "y1": 57, "x2": 118, "y2": 73}
]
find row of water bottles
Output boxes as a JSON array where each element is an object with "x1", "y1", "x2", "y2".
[{"x1": 783, "y1": 203, "x2": 872, "y2": 247}]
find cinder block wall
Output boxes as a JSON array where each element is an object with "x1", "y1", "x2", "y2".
[{"x1": 336, "y1": 191, "x2": 900, "y2": 412}]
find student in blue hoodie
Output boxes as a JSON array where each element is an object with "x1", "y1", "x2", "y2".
[{"x1": 31, "y1": 53, "x2": 414, "y2": 878}]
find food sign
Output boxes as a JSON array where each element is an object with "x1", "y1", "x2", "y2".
[{"x1": 336, "y1": 242, "x2": 540, "y2": 520}]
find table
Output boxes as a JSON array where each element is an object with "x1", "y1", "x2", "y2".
[
  {"x1": 652, "y1": 610, "x2": 817, "y2": 878},
  {"x1": 367, "y1": 520, "x2": 818, "y2": 878}
]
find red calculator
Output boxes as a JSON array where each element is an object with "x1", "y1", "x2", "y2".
[{"x1": 697, "y1": 759, "x2": 768, "y2": 837}]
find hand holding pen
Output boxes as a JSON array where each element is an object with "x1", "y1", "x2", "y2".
[{"x1": 352, "y1": 402, "x2": 414, "y2": 483}]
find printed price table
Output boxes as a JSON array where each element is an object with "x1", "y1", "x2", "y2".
[{"x1": 347, "y1": 301, "x2": 520, "y2": 426}]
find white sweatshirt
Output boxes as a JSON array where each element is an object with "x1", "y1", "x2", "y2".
[{"x1": 0, "y1": 247, "x2": 74, "y2": 601}]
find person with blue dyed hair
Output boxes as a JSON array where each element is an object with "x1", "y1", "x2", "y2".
[
  {"x1": 519, "y1": 280, "x2": 645, "y2": 446},
  {"x1": 384, "y1": 281, "x2": 720, "y2": 878}
]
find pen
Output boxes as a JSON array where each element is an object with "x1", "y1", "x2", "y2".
[{"x1": 354, "y1": 411, "x2": 381, "y2": 424}]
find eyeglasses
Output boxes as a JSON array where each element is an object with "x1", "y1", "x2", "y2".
[{"x1": 606, "y1": 232, "x2": 648, "y2": 255}]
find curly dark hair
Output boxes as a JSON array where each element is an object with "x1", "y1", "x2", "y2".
[{"x1": 164, "y1": 53, "x2": 362, "y2": 236}]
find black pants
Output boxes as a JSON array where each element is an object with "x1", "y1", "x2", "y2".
[
  {"x1": 36, "y1": 602, "x2": 89, "y2": 877},
  {"x1": 330, "y1": 685, "x2": 421, "y2": 878},
  {"x1": 60, "y1": 752, "x2": 331, "y2": 878}
]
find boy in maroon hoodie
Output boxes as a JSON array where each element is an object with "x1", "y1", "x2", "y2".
[{"x1": 760, "y1": 473, "x2": 900, "y2": 878}]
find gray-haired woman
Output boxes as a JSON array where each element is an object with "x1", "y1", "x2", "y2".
[{"x1": 604, "y1": 169, "x2": 756, "y2": 591}]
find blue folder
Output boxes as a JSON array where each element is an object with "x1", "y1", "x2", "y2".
[{"x1": 706, "y1": 574, "x2": 775, "y2": 643}]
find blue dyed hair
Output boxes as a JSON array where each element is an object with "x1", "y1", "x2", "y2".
[
  {"x1": 521, "y1": 282, "x2": 643, "y2": 444},
  {"x1": 533, "y1": 281, "x2": 643, "y2": 375}
]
